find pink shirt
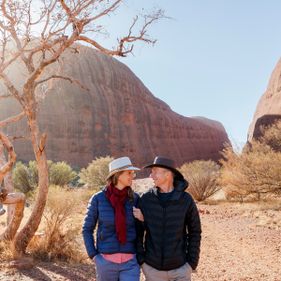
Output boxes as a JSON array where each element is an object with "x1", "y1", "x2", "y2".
[{"x1": 101, "y1": 253, "x2": 134, "y2": 264}]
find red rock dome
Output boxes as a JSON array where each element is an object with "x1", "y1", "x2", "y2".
[
  {"x1": 0, "y1": 45, "x2": 230, "y2": 168},
  {"x1": 248, "y1": 58, "x2": 281, "y2": 140}
]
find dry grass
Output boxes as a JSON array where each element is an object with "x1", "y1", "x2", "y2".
[
  {"x1": 0, "y1": 186, "x2": 95, "y2": 264},
  {"x1": 179, "y1": 160, "x2": 221, "y2": 202},
  {"x1": 27, "y1": 186, "x2": 89, "y2": 263},
  {"x1": 0, "y1": 240, "x2": 14, "y2": 262}
]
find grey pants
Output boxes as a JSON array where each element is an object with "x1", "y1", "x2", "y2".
[{"x1": 142, "y1": 262, "x2": 192, "y2": 281}]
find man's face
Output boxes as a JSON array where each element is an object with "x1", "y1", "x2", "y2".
[{"x1": 150, "y1": 167, "x2": 172, "y2": 187}]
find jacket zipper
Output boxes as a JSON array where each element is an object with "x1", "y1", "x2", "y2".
[{"x1": 161, "y1": 206, "x2": 166, "y2": 268}]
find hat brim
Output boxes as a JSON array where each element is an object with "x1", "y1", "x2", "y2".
[
  {"x1": 106, "y1": 166, "x2": 140, "y2": 180},
  {"x1": 143, "y1": 164, "x2": 184, "y2": 180}
]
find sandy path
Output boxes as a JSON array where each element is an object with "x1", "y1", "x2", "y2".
[{"x1": 194, "y1": 204, "x2": 281, "y2": 281}]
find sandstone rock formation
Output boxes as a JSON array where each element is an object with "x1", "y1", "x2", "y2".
[
  {"x1": 0, "y1": 45, "x2": 230, "y2": 168},
  {"x1": 248, "y1": 58, "x2": 281, "y2": 140}
]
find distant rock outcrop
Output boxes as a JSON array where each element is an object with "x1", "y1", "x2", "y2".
[
  {"x1": 248, "y1": 59, "x2": 281, "y2": 140},
  {"x1": 0, "y1": 45, "x2": 230, "y2": 168}
]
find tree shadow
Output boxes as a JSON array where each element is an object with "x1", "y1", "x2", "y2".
[
  {"x1": 37, "y1": 262, "x2": 96, "y2": 281},
  {"x1": 18, "y1": 266, "x2": 53, "y2": 281}
]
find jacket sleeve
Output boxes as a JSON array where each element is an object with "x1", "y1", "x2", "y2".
[
  {"x1": 82, "y1": 194, "x2": 99, "y2": 259},
  {"x1": 185, "y1": 196, "x2": 202, "y2": 270},
  {"x1": 135, "y1": 196, "x2": 145, "y2": 265}
]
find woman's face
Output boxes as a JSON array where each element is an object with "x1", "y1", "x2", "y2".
[{"x1": 116, "y1": 170, "x2": 136, "y2": 189}]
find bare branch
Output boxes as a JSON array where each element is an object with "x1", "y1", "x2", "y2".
[
  {"x1": 24, "y1": 37, "x2": 78, "y2": 92},
  {"x1": 0, "y1": 132, "x2": 16, "y2": 184},
  {"x1": 1, "y1": 0, "x2": 16, "y2": 24},
  {"x1": 40, "y1": 1, "x2": 57, "y2": 39},
  {"x1": 38, "y1": 132, "x2": 47, "y2": 155},
  {"x1": 0, "y1": 112, "x2": 25, "y2": 128},
  {"x1": 0, "y1": 192, "x2": 25, "y2": 241},
  {"x1": 0, "y1": 72, "x2": 23, "y2": 104},
  {"x1": 0, "y1": 43, "x2": 29, "y2": 73},
  {"x1": 0, "y1": 94, "x2": 11, "y2": 100},
  {"x1": 35, "y1": 74, "x2": 89, "y2": 91},
  {"x1": 78, "y1": 9, "x2": 165, "y2": 57},
  {"x1": 117, "y1": 9, "x2": 165, "y2": 50},
  {"x1": 11, "y1": 135, "x2": 27, "y2": 141},
  {"x1": 0, "y1": 1, "x2": 35, "y2": 73},
  {"x1": 84, "y1": 0, "x2": 122, "y2": 24},
  {"x1": 78, "y1": 35, "x2": 124, "y2": 56}
]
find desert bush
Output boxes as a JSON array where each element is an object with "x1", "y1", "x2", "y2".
[
  {"x1": 79, "y1": 156, "x2": 113, "y2": 189},
  {"x1": 27, "y1": 186, "x2": 84, "y2": 262},
  {"x1": 12, "y1": 161, "x2": 38, "y2": 195},
  {"x1": 49, "y1": 162, "x2": 77, "y2": 186},
  {"x1": 219, "y1": 142, "x2": 281, "y2": 201},
  {"x1": 260, "y1": 119, "x2": 281, "y2": 151},
  {"x1": 13, "y1": 161, "x2": 76, "y2": 192},
  {"x1": 179, "y1": 160, "x2": 221, "y2": 201}
]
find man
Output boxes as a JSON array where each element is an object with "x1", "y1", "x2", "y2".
[{"x1": 136, "y1": 156, "x2": 201, "y2": 281}]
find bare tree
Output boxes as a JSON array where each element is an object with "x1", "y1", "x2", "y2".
[{"x1": 0, "y1": 0, "x2": 164, "y2": 254}]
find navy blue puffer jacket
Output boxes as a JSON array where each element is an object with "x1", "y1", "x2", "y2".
[{"x1": 82, "y1": 188, "x2": 139, "y2": 258}]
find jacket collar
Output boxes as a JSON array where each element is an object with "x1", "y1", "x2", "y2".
[{"x1": 151, "y1": 178, "x2": 188, "y2": 200}]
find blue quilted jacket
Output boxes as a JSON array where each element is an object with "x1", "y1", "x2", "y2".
[{"x1": 82, "y1": 188, "x2": 139, "y2": 258}]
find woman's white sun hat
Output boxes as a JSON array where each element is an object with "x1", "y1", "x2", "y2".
[{"x1": 106, "y1": 157, "x2": 140, "y2": 180}]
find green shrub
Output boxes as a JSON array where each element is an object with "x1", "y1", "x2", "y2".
[
  {"x1": 12, "y1": 161, "x2": 37, "y2": 195},
  {"x1": 49, "y1": 162, "x2": 77, "y2": 186},
  {"x1": 179, "y1": 160, "x2": 221, "y2": 201},
  {"x1": 28, "y1": 161, "x2": 39, "y2": 189},
  {"x1": 13, "y1": 160, "x2": 76, "y2": 192},
  {"x1": 79, "y1": 156, "x2": 113, "y2": 189}
]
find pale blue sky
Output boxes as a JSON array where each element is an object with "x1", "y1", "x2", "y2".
[{"x1": 99, "y1": 1, "x2": 281, "y2": 145}]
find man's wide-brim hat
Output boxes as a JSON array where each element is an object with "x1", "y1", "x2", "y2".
[
  {"x1": 144, "y1": 156, "x2": 184, "y2": 180},
  {"x1": 106, "y1": 157, "x2": 140, "y2": 180}
]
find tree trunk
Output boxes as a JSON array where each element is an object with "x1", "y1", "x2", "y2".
[
  {"x1": 4, "y1": 172, "x2": 14, "y2": 225},
  {"x1": 14, "y1": 115, "x2": 49, "y2": 254},
  {"x1": 0, "y1": 193, "x2": 25, "y2": 241},
  {"x1": 0, "y1": 143, "x2": 15, "y2": 224},
  {"x1": 0, "y1": 142, "x2": 6, "y2": 216}
]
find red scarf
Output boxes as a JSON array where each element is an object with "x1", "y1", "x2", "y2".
[{"x1": 106, "y1": 183, "x2": 129, "y2": 244}]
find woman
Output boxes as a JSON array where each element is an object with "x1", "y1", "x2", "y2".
[{"x1": 82, "y1": 156, "x2": 141, "y2": 281}]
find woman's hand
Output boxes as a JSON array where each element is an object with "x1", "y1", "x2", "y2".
[
  {"x1": 133, "y1": 207, "x2": 144, "y2": 222},
  {"x1": 92, "y1": 254, "x2": 98, "y2": 265}
]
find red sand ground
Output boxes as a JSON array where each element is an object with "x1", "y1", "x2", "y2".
[{"x1": 0, "y1": 202, "x2": 280, "y2": 281}]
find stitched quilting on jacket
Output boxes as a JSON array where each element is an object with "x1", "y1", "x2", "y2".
[
  {"x1": 136, "y1": 179, "x2": 201, "y2": 270},
  {"x1": 82, "y1": 188, "x2": 139, "y2": 259}
]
